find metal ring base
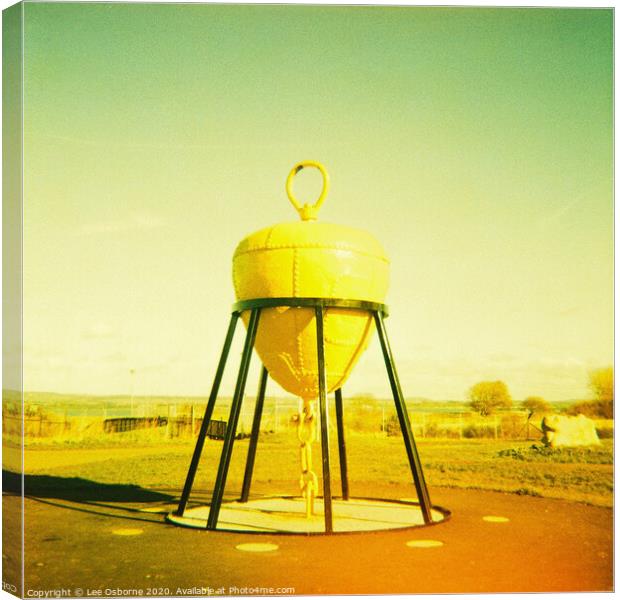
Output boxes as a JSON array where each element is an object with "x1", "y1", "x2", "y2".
[
  {"x1": 232, "y1": 297, "x2": 389, "y2": 316},
  {"x1": 167, "y1": 496, "x2": 450, "y2": 535}
]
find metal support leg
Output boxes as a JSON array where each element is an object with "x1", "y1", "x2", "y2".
[
  {"x1": 334, "y1": 388, "x2": 349, "y2": 500},
  {"x1": 315, "y1": 306, "x2": 333, "y2": 533},
  {"x1": 176, "y1": 313, "x2": 240, "y2": 516},
  {"x1": 240, "y1": 366, "x2": 268, "y2": 502},
  {"x1": 207, "y1": 309, "x2": 261, "y2": 530},
  {"x1": 373, "y1": 311, "x2": 433, "y2": 524}
]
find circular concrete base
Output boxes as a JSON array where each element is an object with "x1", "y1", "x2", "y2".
[{"x1": 167, "y1": 497, "x2": 450, "y2": 534}]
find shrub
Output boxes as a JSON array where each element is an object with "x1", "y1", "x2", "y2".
[
  {"x1": 497, "y1": 448, "x2": 525, "y2": 460},
  {"x1": 496, "y1": 444, "x2": 612, "y2": 464},
  {"x1": 522, "y1": 396, "x2": 551, "y2": 415},
  {"x1": 418, "y1": 421, "x2": 433, "y2": 437},
  {"x1": 596, "y1": 427, "x2": 614, "y2": 439},
  {"x1": 462, "y1": 424, "x2": 495, "y2": 438},
  {"x1": 385, "y1": 414, "x2": 400, "y2": 437},
  {"x1": 515, "y1": 487, "x2": 542, "y2": 497},
  {"x1": 500, "y1": 413, "x2": 528, "y2": 439},
  {"x1": 565, "y1": 399, "x2": 613, "y2": 419}
]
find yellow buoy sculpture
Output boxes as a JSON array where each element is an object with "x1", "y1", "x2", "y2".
[
  {"x1": 170, "y1": 161, "x2": 447, "y2": 534},
  {"x1": 233, "y1": 161, "x2": 389, "y2": 400}
]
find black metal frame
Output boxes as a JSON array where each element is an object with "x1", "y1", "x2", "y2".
[{"x1": 175, "y1": 297, "x2": 433, "y2": 532}]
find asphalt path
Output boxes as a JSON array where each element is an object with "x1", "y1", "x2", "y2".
[{"x1": 2, "y1": 483, "x2": 613, "y2": 596}]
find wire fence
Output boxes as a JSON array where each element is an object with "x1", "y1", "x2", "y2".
[{"x1": 2, "y1": 400, "x2": 551, "y2": 442}]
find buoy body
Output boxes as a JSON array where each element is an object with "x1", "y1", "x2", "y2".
[{"x1": 233, "y1": 220, "x2": 389, "y2": 399}]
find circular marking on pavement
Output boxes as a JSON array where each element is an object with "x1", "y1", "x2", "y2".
[
  {"x1": 406, "y1": 539, "x2": 444, "y2": 548},
  {"x1": 482, "y1": 515, "x2": 510, "y2": 523},
  {"x1": 235, "y1": 542, "x2": 279, "y2": 553},
  {"x1": 112, "y1": 528, "x2": 144, "y2": 536},
  {"x1": 139, "y1": 506, "x2": 171, "y2": 514}
]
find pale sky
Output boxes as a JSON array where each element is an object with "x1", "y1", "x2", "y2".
[{"x1": 12, "y1": 4, "x2": 613, "y2": 401}]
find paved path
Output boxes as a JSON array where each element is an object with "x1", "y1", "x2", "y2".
[{"x1": 3, "y1": 484, "x2": 613, "y2": 596}]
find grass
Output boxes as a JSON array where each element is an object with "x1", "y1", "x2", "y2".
[
  {"x1": 17, "y1": 432, "x2": 613, "y2": 509},
  {"x1": 420, "y1": 440, "x2": 613, "y2": 505},
  {"x1": 351, "y1": 435, "x2": 613, "y2": 507},
  {"x1": 496, "y1": 444, "x2": 613, "y2": 464}
]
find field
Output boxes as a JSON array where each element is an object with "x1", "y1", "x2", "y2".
[
  {"x1": 2, "y1": 392, "x2": 613, "y2": 508},
  {"x1": 9, "y1": 431, "x2": 613, "y2": 509}
]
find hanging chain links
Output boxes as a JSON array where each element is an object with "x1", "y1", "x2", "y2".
[{"x1": 297, "y1": 398, "x2": 318, "y2": 518}]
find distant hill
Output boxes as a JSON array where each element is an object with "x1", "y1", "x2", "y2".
[{"x1": 4, "y1": 389, "x2": 589, "y2": 414}]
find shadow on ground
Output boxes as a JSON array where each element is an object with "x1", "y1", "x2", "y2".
[{"x1": 2, "y1": 470, "x2": 175, "y2": 503}]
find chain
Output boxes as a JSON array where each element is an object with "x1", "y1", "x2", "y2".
[{"x1": 297, "y1": 398, "x2": 318, "y2": 518}]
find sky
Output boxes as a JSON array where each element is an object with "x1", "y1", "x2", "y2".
[{"x1": 12, "y1": 3, "x2": 613, "y2": 401}]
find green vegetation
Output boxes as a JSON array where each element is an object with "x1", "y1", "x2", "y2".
[
  {"x1": 564, "y1": 367, "x2": 614, "y2": 418},
  {"x1": 589, "y1": 367, "x2": 614, "y2": 403},
  {"x1": 468, "y1": 381, "x2": 512, "y2": 416},
  {"x1": 3, "y1": 391, "x2": 613, "y2": 446},
  {"x1": 496, "y1": 444, "x2": 612, "y2": 464},
  {"x1": 418, "y1": 439, "x2": 613, "y2": 506},
  {"x1": 18, "y1": 434, "x2": 613, "y2": 509},
  {"x1": 6, "y1": 391, "x2": 613, "y2": 509},
  {"x1": 566, "y1": 399, "x2": 613, "y2": 419},
  {"x1": 522, "y1": 396, "x2": 551, "y2": 416}
]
